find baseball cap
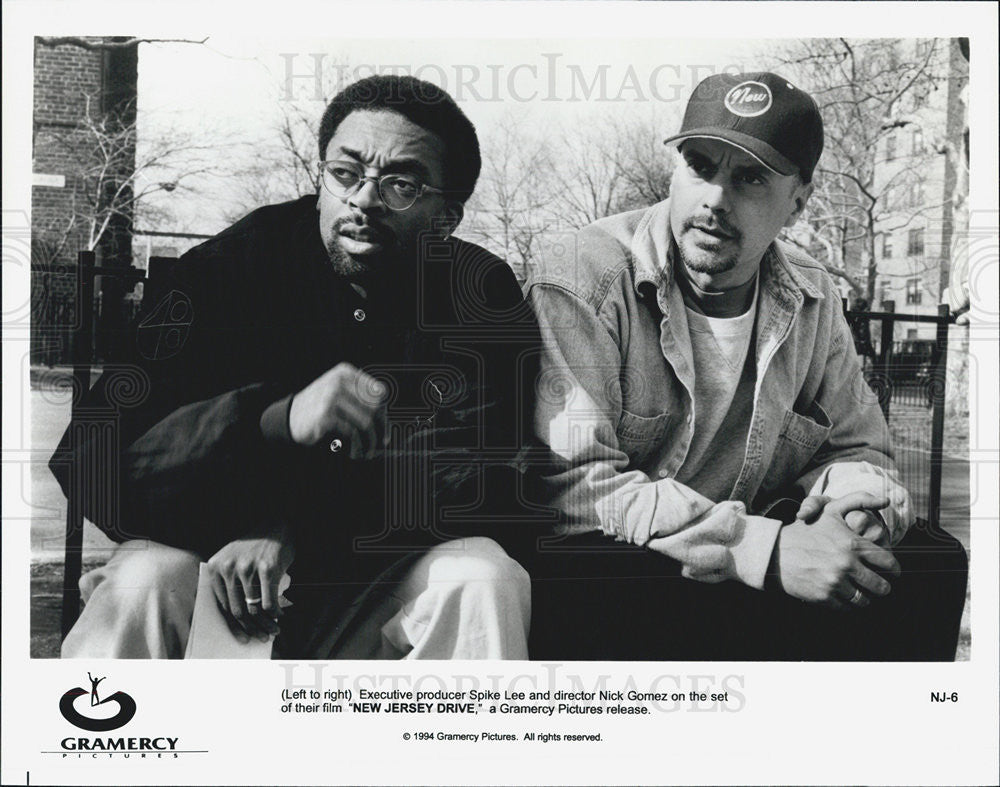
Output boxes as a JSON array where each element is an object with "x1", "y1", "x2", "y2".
[{"x1": 665, "y1": 72, "x2": 824, "y2": 182}]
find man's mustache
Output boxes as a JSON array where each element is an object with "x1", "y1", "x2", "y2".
[
  {"x1": 333, "y1": 216, "x2": 397, "y2": 247},
  {"x1": 684, "y1": 215, "x2": 740, "y2": 241}
]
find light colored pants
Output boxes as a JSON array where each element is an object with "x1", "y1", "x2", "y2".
[{"x1": 61, "y1": 537, "x2": 530, "y2": 660}]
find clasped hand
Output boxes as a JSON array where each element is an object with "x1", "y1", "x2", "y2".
[{"x1": 773, "y1": 491, "x2": 900, "y2": 610}]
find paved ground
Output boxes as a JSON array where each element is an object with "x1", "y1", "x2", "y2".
[
  {"x1": 30, "y1": 386, "x2": 117, "y2": 564},
  {"x1": 26, "y1": 384, "x2": 973, "y2": 659}
]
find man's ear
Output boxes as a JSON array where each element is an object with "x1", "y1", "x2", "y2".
[
  {"x1": 783, "y1": 181, "x2": 813, "y2": 228},
  {"x1": 440, "y1": 201, "x2": 464, "y2": 238}
]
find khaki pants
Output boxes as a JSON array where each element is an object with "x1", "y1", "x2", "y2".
[{"x1": 62, "y1": 537, "x2": 530, "y2": 660}]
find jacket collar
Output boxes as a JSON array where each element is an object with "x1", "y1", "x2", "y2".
[{"x1": 630, "y1": 198, "x2": 824, "y2": 303}]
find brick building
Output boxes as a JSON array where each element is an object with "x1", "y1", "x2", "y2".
[
  {"x1": 871, "y1": 38, "x2": 969, "y2": 342},
  {"x1": 31, "y1": 36, "x2": 138, "y2": 365}
]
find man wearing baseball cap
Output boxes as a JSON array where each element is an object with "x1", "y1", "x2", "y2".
[{"x1": 526, "y1": 72, "x2": 968, "y2": 660}]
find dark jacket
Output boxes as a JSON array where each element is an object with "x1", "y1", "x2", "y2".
[{"x1": 50, "y1": 195, "x2": 545, "y2": 579}]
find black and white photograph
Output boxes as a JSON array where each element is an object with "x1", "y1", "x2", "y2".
[{"x1": 3, "y1": 2, "x2": 998, "y2": 785}]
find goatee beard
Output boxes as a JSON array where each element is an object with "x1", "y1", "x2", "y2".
[
  {"x1": 676, "y1": 238, "x2": 739, "y2": 276},
  {"x1": 677, "y1": 215, "x2": 741, "y2": 275},
  {"x1": 324, "y1": 217, "x2": 400, "y2": 283},
  {"x1": 325, "y1": 239, "x2": 379, "y2": 281},
  {"x1": 324, "y1": 238, "x2": 418, "y2": 304}
]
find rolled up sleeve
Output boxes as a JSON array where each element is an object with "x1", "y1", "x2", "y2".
[{"x1": 795, "y1": 310, "x2": 914, "y2": 544}]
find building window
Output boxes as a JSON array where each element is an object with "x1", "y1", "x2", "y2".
[
  {"x1": 906, "y1": 328, "x2": 918, "y2": 340},
  {"x1": 882, "y1": 233, "x2": 893, "y2": 258},
  {"x1": 906, "y1": 277, "x2": 923, "y2": 305},
  {"x1": 886, "y1": 133, "x2": 897, "y2": 162},
  {"x1": 912, "y1": 128, "x2": 925, "y2": 155},
  {"x1": 907, "y1": 228, "x2": 925, "y2": 257},
  {"x1": 910, "y1": 182, "x2": 925, "y2": 207},
  {"x1": 879, "y1": 279, "x2": 891, "y2": 305}
]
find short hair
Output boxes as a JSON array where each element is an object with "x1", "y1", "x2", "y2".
[{"x1": 318, "y1": 75, "x2": 481, "y2": 204}]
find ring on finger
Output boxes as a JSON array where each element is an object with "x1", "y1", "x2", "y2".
[
  {"x1": 245, "y1": 596, "x2": 262, "y2": 606},
  {"x1": 848, "y1": 588, "x2": 865, "y2": 606}
]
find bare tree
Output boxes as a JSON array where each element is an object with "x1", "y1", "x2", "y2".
[
  {"x1": 548, "y1": 110, "x2": 676, "y2": 231},
  {"x1": 461, "y1": 110, "x2": 677, "y2": 281},
  {"x1": 37, "y1": 36, "x2": 208, "y2": 51},
  {"x1": 220, "y1": 56, "x2": 363, "y2": 224},
  {"x1": 551, "y1": 118, "x2": 628, "y2": 230},
  {"x1": 605, "y1": 110, "x2": 676, "y2": 212},
  {"x1": 36, "y1": 94, "x2": 220, "y2": 261},
  {"x1": 462, "y1": 112, "x2": 560, "y2": 280},
  {"x1": 770, "y1": 38, "x2": 954, "y2": 301},
  {"x1": 221, "y1": 101, "x2": 321, "y2": 224}
]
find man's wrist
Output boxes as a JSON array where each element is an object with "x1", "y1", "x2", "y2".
[
  {"x1": 244, "y1": 520, "x2": 294, "y2": 545},
  {"x1": 765, "y1": 527, "x2": 784, "y2": 592},
  {"x1": 260, "y1": 394, "x2": 295, "y2": 444}
]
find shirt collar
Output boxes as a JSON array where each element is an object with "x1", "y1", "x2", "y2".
[{"x1": 767, "y1": 241, "x2": 825, "y2": 300}]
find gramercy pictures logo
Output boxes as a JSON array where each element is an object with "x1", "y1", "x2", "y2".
[
  {"x1": 724, "y1": 80, "x2": 773, "y2": 117},
  {"x1": 59, "y1": 672, "x2": 137, "y2": 732}
]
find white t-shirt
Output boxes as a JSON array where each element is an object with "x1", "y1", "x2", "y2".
[{"x1": 675, "y1": 293, "x2": 757, "y2": 498}]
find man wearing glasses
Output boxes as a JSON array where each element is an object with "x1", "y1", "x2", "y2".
[{"x1": 55, "y1": 75, "x2": 539, "y2": 659}]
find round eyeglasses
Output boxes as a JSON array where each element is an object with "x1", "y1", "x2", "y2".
[{"x1": 318, "y1": 161, "x2": 445, "y2": 211}]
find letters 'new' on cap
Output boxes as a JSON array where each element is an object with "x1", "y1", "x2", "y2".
[{"x1": 665, "y1": 72, "x2": 824, "y2": 182}]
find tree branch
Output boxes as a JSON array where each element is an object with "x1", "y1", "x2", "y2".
[{"x1": 37, "y1": 36, "x2": 208, "y2": 50}]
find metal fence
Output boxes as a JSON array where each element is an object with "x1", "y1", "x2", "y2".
[
  {"x1": 31, "y1": 265, "x2": 144, "y2": 367},
  {"x1": 34, "y1": 251, "x2": 149, "y2": 637},
  {"x1": 844, "y1": 299, "x2": 955, "y2": 529}
]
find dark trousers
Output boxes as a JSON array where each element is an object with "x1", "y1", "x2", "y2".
[{"x1": 528, "y1": 519, "x2": 968, "y2": 661}]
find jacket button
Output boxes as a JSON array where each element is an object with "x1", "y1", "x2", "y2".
[
  {"x1": 353, "y1": 308, "x2": 366, "y2": 322},
  {"x1": 658, "y1": 469, "x2": 668, "y2": 478}
]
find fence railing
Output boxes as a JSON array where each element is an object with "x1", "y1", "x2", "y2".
[
  {"x1": 31, "y1": 261, "x2": 145, "y2": 367},
  {"x1": 34, "y1": 251, "x2": 148, "y2": 637},
  {"x1": 844, "y1": 299, "x2": 955, "y2": 529}
]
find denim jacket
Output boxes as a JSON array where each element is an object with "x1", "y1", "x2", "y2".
[{"x1": 527, "y1": 199, "x2": 912, "y2": 589}]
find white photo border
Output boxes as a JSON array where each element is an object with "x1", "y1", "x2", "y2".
[{"x1": 3, "y1": 2, "x2": 998, "y2": 785}]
